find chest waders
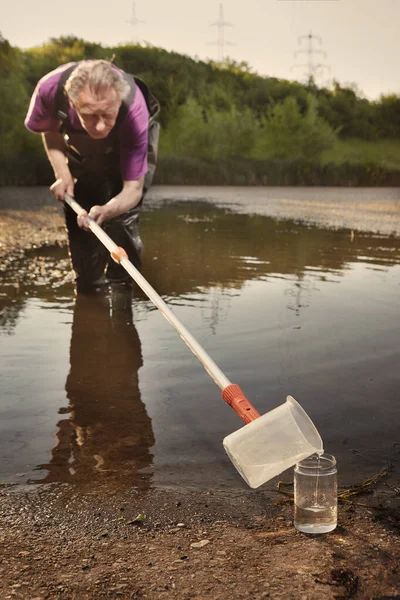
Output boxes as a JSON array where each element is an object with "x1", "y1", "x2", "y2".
[{"x1": 55, "y1": 62, "x2": 160, "y2": 292}]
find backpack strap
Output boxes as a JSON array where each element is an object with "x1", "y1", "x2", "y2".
[
  {"x1": 132, "y1": 76, "x2": 160, "y2": 122},
  {"x1": 55, "y1": 62, "x2": 78, "y2": 124},
  {"x1": 115, "y1": 72, "x2": 137, "y2": 128}
]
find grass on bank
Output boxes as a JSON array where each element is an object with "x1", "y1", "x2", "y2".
[
  {"x1": 159, "y1": 129, "x2": 400, "y2": 171},
  {"x1": 320, "y1": 138, "x2": 400, "y2": 170}
]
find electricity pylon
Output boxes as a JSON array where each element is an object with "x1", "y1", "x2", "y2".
[
  {"x1": 291, "y1": 31, "x2": 330, "y2": 84},
  {"x1": 208, "y1": 3, "x2": 235, "y2": 62},
  {"x1": 126, "y1": 2, "x2": 144, "y2": 43}
]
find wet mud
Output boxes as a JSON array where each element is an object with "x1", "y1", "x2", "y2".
[{"x1": 1, "y1": 481, "x2": 399, "y2": 599}]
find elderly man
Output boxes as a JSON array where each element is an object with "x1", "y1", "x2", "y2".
[{"x1": 25, "y1": 59, "x2": 159, "y2": 292}]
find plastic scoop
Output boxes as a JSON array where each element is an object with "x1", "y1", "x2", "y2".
[
  {"x1": 64, "y1": 195, "x2": 323, "y2": 488},
  {"x1": 223, "y1": 395, "x2": 323, "y2": 488}
]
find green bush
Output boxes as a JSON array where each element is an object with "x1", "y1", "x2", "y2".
[
  {"x1": 253, "y1": 94, "x2": 337, "y2": 161},
  {"x1": 160, "y1": 98, "x2": 258, "y2": 160}
]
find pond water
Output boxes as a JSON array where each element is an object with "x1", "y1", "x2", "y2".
[{"x1": 1, "y1": 186, "x2": 400, "y2": 492}]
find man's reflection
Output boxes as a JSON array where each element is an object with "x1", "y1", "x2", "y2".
[{"x1": 34, "y1": 289, "x2": 154, "y2": 490}]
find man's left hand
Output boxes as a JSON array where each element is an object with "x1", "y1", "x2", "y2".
[{"x1": 77, "y1": 205, "x2": 108, "y2": 230}]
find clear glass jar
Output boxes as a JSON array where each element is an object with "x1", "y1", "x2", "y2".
[{"x1": 294, "y1": 452, "x2": 337, "y2": 534}]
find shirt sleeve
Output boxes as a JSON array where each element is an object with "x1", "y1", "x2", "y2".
[
  {"x1": 24, "y1": 66, "x2": 68, "y2": 134},
  {"x1": 119, "y1": 86, "x2": 150, "y2": 182}
]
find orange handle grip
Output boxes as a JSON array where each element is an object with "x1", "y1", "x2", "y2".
[
  {"x1": 221, "y1": 384, "x2": 261, "y2": 424},
  {"x1": 111, "y1": 246, "x2": 128, "y2": 263}
]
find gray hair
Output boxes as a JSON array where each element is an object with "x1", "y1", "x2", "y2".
[{"x1": 65, "y1": 60, "x2": 130, "y2": 104}]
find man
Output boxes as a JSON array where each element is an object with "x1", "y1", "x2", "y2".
[{"x1": 25, "y1": 59, "x2": 159, "y2": 292}]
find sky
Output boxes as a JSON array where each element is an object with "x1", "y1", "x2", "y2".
[{"x1": 1, "y1": 0, "x2": 400, "y2": 100}]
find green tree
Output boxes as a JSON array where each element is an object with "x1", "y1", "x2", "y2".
[
  {"x1": 256, "y1": 94, "x2": 337, "y2": 160},
  {"x1": 0, "y1": 35, "x2": 34, "y2": 156},
  {"x1": 161, "y1": 98, "x2": 258, "y2": 160},
  {"x1": 317, "y1": 81, "x2": 377, "y2": 139},
  {"x1": 22, "y1": 36, "x2": 108, "y2": 93},
  {"x1": 375, "y1": 94, "x2": 400, "y2": 138},
  {"x1": 1, "y1": 33, "x2": 400, "y2": 184}
]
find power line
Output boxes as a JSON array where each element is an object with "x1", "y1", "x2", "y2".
[
  {"x1": 291, "y1": 31, "x2": 330, "y2": 84},
  {"x1": 208, "y1": 3, "x2": 234, "y2": 62}
]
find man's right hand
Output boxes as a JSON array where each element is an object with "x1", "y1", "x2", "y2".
[{"x1": 49, "y1": 177, "x2": 75, "y2": 202}]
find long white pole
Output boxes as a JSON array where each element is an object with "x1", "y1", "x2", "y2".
[{"x1": 64, "y1": 194, "x2": 231, "y2": 391}]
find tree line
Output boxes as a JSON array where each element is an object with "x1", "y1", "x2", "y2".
[{"x1": 1, "y1": 34, "x2": 400, "y2": 185}]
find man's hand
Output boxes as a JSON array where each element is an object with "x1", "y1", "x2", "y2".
[
  {"x1": 76, "y1": 178, "x2": 144, "y2": 231},
  {"x1": 75, "y1": 177, "x2": 144, "y2": 231},
  {"x1": 77, "y1": 205, "x2": 109, "y2": 231},
  {"x1": 49, "y1": 177, "x2": 75, "y2": 202}
]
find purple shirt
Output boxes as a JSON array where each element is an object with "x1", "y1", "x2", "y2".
[{"x1": 24, "y1": 63, "x2": 149, "y2": 182}]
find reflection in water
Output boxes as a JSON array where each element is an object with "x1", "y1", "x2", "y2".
[
  {"x1": 32, "y1": 291, "x2": 154, "y2": 489},
  {"x1": 0, "y1": 291, "x2": 25, "y2": 335},
  {"x1": 140, "y1": 202, "x2": 400, "y2": 298}
]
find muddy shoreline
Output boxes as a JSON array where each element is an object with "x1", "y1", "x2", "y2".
[
  {"x1": 1, "y1": 480, "x2": 399, "y2": 599},
  {"x1": 1, "y1": 187, "x2": 399, "y2": 599}
]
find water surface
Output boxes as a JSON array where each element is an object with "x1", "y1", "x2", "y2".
[{"x1": 1, "y1": 186, "x2": 400, "y2": 491}]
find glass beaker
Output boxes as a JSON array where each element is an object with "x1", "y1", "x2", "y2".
[{"x1": 294, "y1": 452, "x2": 337, "y2": 534}]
